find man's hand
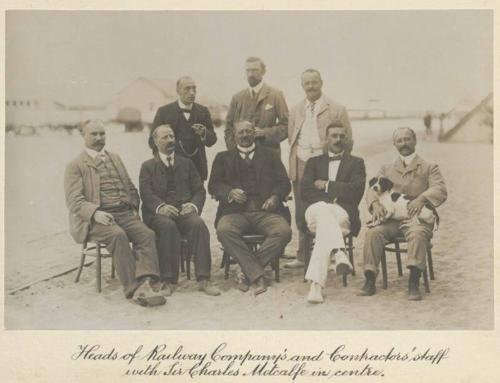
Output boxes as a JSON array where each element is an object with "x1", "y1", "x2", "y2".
[
  {"x1": 371, "y1": 201, "x2": 388, "y2": 223},
  {"x1": 158, "y1": 204, "x2": 179, "y2": 218},
  {"x1": 407, "y1": 196, "x2": 425, "y2": 217},
  {"x1": 262, "y1": 195, "x2": 279, "y2": 212},
  {"x1": 314, "y1": 179, "x2": 328, "y2": 190},
  {"x1": 228, "y1": 189, "x2": 247, "y2": 204},
  {"x1": 179, "y1": 203, "x2": 197, "y2": 216},
  {"x1": 192, "y1": 123, "x2": 206, "y2": 138},
  {"x1": 93, "y1": 211, "x2": 115, "y2": 226},
  {"x1": 254, "y1": 127, "x2": 266, "y2": 138}
]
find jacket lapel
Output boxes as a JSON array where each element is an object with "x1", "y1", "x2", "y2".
[
  {"x1": 107, "y1": 152, "x2": 129, "y2": 188},
  {"x1": 318, "y1": 154, "x2": 330, "y2": 179},
  {"x1": 252, "y1": 146, "x2": 266, "y2": 185},
  {"x1": 316, "y1": 98, "x2": 329, "y2": 117},
  {"x1": 256, "y1": 84, "x2": 269, "y2": 105},
  {"x1": 335, "y1": 153, "x2": 350, "y2": 181},
  {"x1": 291, "y1": 99, "x2": 307, "y2": 146},
  {"x1": 404, "y1": 154, "x2": 423, "y2": 174}
]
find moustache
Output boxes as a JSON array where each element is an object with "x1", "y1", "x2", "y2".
[{"x1": 401, "y1": 145, "x2": 410, "y2": 150}]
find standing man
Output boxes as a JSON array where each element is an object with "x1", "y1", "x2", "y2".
[
  {"x1": 64, "y1": 119, "x2": 165, "y2": 307},
  {"x1": 359, "y1": 127, "x2": 447, "y2": 300},
  {"x1": 140, "y1": 125, "x2": 220, "y2": 296},
  {"x1": 301, "y1": 123, "x2": 365, "y2": 303},
  {"x1": 224, "y1": 57, "x2": 289, "y2": 154},
  {"x1": 209, "y1": 121, "x2": 292, "y2": 295},
  {"x1": 150, "y1": 76, "x2": 217, "y2": 182},
  {"x1": 285, "y1": 68, "x2": 353, "y2": 270}
]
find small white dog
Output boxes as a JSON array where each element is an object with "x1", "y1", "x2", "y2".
[{"x1": 367, "y1": 176, "x2": 439, "y2": 229}]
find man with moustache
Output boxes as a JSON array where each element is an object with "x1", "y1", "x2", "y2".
[
  {"x1": 140, "y1": 124, "x2": 220, "y2": 296},
  {"x1": 64, "y1": 119, "x2": 165, "y2": 306},
  {"x1": 301, "y1": 123, "x2": 365, "y2": 303},
  {"x1": 150, "y1": 76, "x2": 217, "y2": 182},
  {"x1": 224, "y1": 57, "x2": 289, "y2": 154},
  {"x1": 359, "y1": 127, "x2": 447, "y2": 300},
  {"x1": 209, "y1": 121, "x2": 292, "y2": 295},
  {"x1": 285, "y1": 68, "x2": 353, "y2": 270}
]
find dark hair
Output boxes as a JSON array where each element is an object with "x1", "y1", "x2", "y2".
[
  {"x1": 325, "y1": 122, "x2": 345, "y2": 137},
  {"x1": 245, "y1": 57, "x2": 266, "y2": 72}
]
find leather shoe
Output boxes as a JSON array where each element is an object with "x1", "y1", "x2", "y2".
[
  {"x1": 198, "y1": 280, "x2": 221, "y2": 296},
  {"x1": 253, "y1": 277, "x2": 267, "y2": 296},
  {"x1": 357, "y1": 271, "x2": 376, "y2": 296},
  {"x1": 408, "y1": 267, "x2": 422, "y2": 301},
  {"x1": 283, "y1": 260, "x2": 305, "y2": 269}
]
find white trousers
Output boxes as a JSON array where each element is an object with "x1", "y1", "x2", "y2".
[{"x1": 304, "y1": 201, "x2": 350, "y2": 287}]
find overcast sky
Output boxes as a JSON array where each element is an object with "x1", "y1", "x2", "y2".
[{"x1": 6, "y1": 10, "x2": 493, "y2": 112}]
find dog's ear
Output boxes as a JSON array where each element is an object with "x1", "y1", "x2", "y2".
[
  {"x1": 390, "y1": 192, "x2": 401, "y2": 202},
  {"x1": 379, "y1": 177, "x2": 394, "y2": 192},
  {"x1": 368, "y1": 177, "x2": 378, "y2": 187}
]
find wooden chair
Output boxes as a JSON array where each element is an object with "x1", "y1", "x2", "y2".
[
  {"x1": 381, "y1": 236, "x2": 434, "y2": 293},
  {"x1": 74, "y1": 240, "x2": 115, "y2": 293},
  {"x1": 179, "y1": 237, "x2": 193, "y2": 280},
  {"x1": 303, "y1": 231, "x2": 355, "y2": 287},
  {"x1": 220, "y1": 234, "x2": 281, "y2": 282}
]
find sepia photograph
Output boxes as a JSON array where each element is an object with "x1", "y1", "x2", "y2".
[{"x1": 4, "y1": 9, "x2": 494, "y2": 331}]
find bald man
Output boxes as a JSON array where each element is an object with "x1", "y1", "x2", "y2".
[
  {"x1": 64, "y1": 120, "x2": 165, "y2": 306},
  {"x1": 359, "y1": 127, "x2": 447, "y2": 300},
  {"x1": 150, "y1": 76, "x2": 217, "y2": 182}
]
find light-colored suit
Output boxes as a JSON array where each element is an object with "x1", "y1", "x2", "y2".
[
  {"x1": 225, "y1": 83, "x2": 289, "y2": 153},
  {"x1": 363, "y1": 154, "x2": 447, "y2": 274},
  {"x1": 64, "y1": 150, "x2": 159, "y2": 298},
  {"x1": 64, "y1": 150, "x2": 139, "y2": 244},
  {"x1": 288, "y1": 96, "x2": 352, "y2": 261}
]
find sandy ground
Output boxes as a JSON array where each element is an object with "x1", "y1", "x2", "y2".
[{"x1": 4, "y1": 127, "x2": 493, "y2": 330}]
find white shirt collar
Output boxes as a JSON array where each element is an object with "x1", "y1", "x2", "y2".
[
  {"x1": 159, "y1": 151, "x2": 175, "y2": 166},
  {"x1": 178, "y1": 99, "x2": 193, "y2": 110},
  {"x1": 249, "y1": 81, "x2": 264, "y2": 95},
  {"x1": 400, "y1": 152, "x2": 417, "y2": 165},
  {"x1": 305, "y1": 94, "x2": 324, "y2": 111},
  {"x1": 328, "y1": 150, "x2": 344, "y2": 158},
  {"x1": 85, "y1": 147, "x2": 106, "y2": 159},
  {"x1": 236, "y1": 143, "x2": 256, "y2": 153}
]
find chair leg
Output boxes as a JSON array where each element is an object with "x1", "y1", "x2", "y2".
[
  {"x1": 427, "y1": 246, "x2": 435, "y2": 280},
  {"x1": 395, "y1": 242, "x2": 403, "y2": 276},
  {"x1": 96, "y1": 243, "x2": 102, "y2": 293},
  {"x1": 348, "y1": 236, "x2": 355, "y2": 276},
  {"x1": 342, "y1": 274, "x2": 347, "y2": 287},
  {"x1": 75, "y1": 243, "x2": 87, "y2": 283},
  {"x1": 381, "y1": 251, "x2": 388, "y2": 289},
  {"x1": 111, "y1": 259, "x2": 115, "y2": 279},
  {"x1": 423, "y1": 268, "x2": 430, "y2": 293},
  {"x1": 223, "y1": 252, "x2": 230, "y2": 280},
  {"x1": 303, "y1": 235, "x2": 312, "y2": 279},
  {"x1": 275, "y1": 256, "x2": 280, "y2": 283},
  {"x1": 186, "y1": 245, "x2": 191, "y2": 281}
]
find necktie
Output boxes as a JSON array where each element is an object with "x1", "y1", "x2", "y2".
[
  {"x1": 166, "y1": 156, "x2": 173, "y2": 167},
  {"x1": 329, "y1": 155, "x2": 342, "y2": 162},
  {"x1": 96, "y1": 153, "x2": 106, "y2": 163},
  {"x1": 180, "y1": 108, "x2": 191, "y2": 113},
  {"x1": 238, "y1": 149, "x2": 255, "y2": 165},
  {"x1": 251, "y1": 89, "x2": 256, "y2": 99},
  {"x1": 310, "y1": 101, "x2": 316, "y2": 115}
]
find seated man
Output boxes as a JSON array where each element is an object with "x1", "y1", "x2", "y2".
[
  {"x1": 301, "y1": 123, "x2": 366, "y2": 303},
  {"x1": 359, "y1": 127, "x2": 447, "y2": 300},
  {"x1": 139, "y1": 124, "x2": 220, "y2": 296},
  {"x1": 64, "y1": 119, "x2": 165, "y2": 307},
  {"x1": 209, "y1": 120, "x2": 292, "y2": 295}
]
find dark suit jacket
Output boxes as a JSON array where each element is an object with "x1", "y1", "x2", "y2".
[
  {"x1": 208, "y1": 146, "x2": 291, "y2": 226},
  {"x1": 139, "y1": 154, "x2": 206, "y2": 226},
  {"x1": 150, "y1": 101, "x2": 217, "y2": 180},
  {"x1": 224, "y1": 83, "x2": 288, "y2": 150},
  {"x1": 64, "y1": 150, "x2": 140, "y2": 244},
  {"x1": 301, "y1": 153, "x2": 366, "y2": 236}
]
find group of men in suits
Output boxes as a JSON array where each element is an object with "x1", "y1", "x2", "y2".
[{"x1": 64, "y1": 56, "x2": 447, "y2": 307}]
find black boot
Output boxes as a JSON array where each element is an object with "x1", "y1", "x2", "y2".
[
  {"x1": 357, "y1": 271, "x2": 376, "y2": 296},
  {"x1": 408, "y1": 266, "x2": 422, "y2": 301}
]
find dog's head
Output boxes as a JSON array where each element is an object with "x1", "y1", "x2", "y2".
[{"x1": 368, "y1": 176, "x2": 394, "y2": 195}]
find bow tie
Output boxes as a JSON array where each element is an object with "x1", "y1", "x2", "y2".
[
  {"x1": 180, "y1": 108, "x2": 192, "y2": 113},
  {"x1": 329, "y1": 155, "x2": 342, "y2": 162}
]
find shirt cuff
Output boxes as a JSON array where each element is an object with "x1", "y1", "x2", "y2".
[
  {"x1": 155, "y1": 203, "x2": 166, "y2": 214},
  {"x1": 185, "y1": 202, "x2": 199, "y2": 214}
]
